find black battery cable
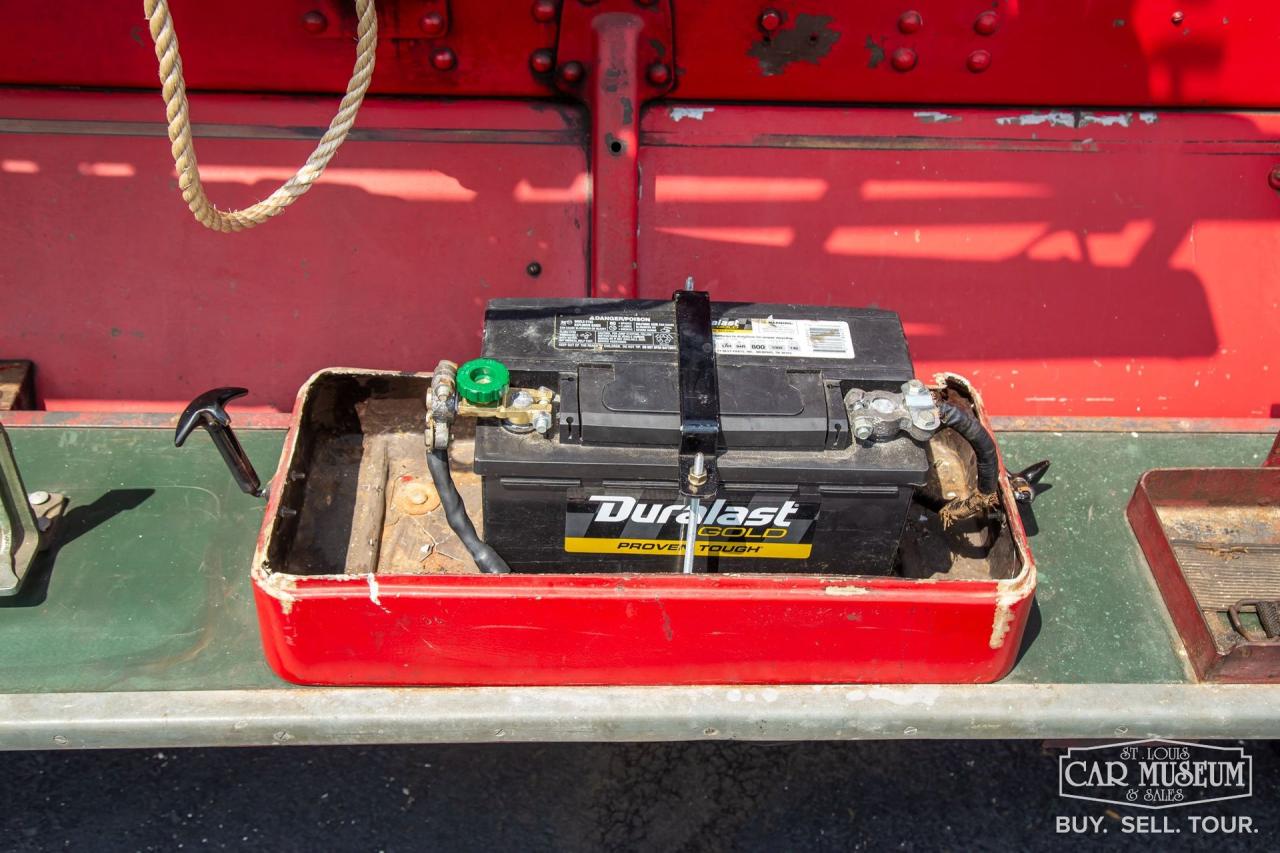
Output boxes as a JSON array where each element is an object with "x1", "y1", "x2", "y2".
[
  {"x1": 938, "y1": 401, "x2": 999, "y2": 494},
  {"x1": 427, "y1": 448, "x2": 512, "y2": 574}
]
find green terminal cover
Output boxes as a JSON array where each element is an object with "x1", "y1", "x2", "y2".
[{"x1": 456, "y1": 358, "x2": 510, "y2": 405}]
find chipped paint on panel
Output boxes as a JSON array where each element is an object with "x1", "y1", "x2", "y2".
[
  {"x1": 1079, "y1": 112, "x2": 1134, "y2": 128},
  {"x1": 989, "y1": 601, "x2": 1016, "y2": 648},
  {"x1": 748, "y1": 14, "x2": 842, "y2": 77},
  {"x1": 913, "y1": 111, "x2": 960, "y2": 124},
  {"x1": 257, "y1": 570, "x2": 298, "y2": 615},
  {"x1": 995, "y1": 111, "x2": 1076, "y2": 128},
  {"x1": 824, "y1": 585, "x2": 870, "y2": 596},
  {"x1": 995, "y1": 111, "x2": 1157, "y2": 130},
  {"x1": 669, "y1": 106, "x2": 715, "y2": 122}
]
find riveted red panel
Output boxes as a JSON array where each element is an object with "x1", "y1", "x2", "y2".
[
  {"x1": 637, "y1": 104, "x2": 1280, "y2": 419},
  {"x1": 3, "y1": 1, "x2": 1279, "y2": 107},
  {"x1": 672, "y1": 0, "x2": 1280, "y2": 107},
  {"x1": 0, "y1": 90, "x2": 588, "y2": 412}
]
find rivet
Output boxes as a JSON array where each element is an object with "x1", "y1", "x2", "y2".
[
  {"x1": 531, "y1": 0, "x2": 557, "y2": 22},
  {"x1": 966, "y1": 49, "x2": 991, "y2": 73},
  {"x1": 759, "y1": 9, "x2": 783, "y2": 32},
  {"x1": 431, "y1": 47, "x2": 457, "y2": 71},
  {"x1": 526, "y1": 261, "x2": 543, "y2": 277},
  {"x1": 558, "y1": 61, "x2": 585, "y2": 85},
  {"x1": 419, "y1": 12, "x2": 446, "y2": 36},
  {"x1": 890, "y1": 47, "x2": 917, "y2": 72},
  {"x1": 301, "y1": 10, "x2": 328, "y2": 34},
  {"x1": 1171, "y1": 10, "x2": 1184, "y2": 24},
  {"x1": 898, "y1": 11, "x2": 923, "y2": 34},
  {"x1": 1268, "y1": 166, "x2": 1280, "y2": 191},
  {"x1": 529, "y1": 49, "x2": 555, "y2": 74},
  {"x1": 974, "y1": 10, "x2": 999, "y2": 35},
  {"x1": 646, "y1": 62, "x2": 671, "y2": 86}
]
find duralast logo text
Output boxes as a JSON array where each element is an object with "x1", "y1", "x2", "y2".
[
  {"x1": 587, "y1": 496, "x2": 801, "y2": 528},
  {"x1": 563, "y1": 495, "x2": 819, "y2": 559},
  {"x1": 1059, "y1": 739, "x2": 1252, "y2": 810}
]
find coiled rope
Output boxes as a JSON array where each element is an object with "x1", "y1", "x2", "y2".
[{"x1": 143, "y1": 0, "x2": 377, "y2": 231}]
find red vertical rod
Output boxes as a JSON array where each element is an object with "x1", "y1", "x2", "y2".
[{"x1": 586, "y1": 13, "x2": 641, "y2": 298}]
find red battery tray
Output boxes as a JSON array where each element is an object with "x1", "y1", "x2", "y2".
[{"x1": 252, "y1": 369, "x2": 1035, "y2": 686}]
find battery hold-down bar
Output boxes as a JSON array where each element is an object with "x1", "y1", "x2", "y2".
[{"x1": 674, "y1": 286, "x2": 722, "y2": 573}]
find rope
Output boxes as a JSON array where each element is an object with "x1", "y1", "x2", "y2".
[{"x1": 143, "y1": 0, "x2": 377, "y2": 232}]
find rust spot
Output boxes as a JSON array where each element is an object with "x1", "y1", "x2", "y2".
[
  {"x1": 748, "y1": 14, "x2": 842, "y2": 77},
  {"x1": 863, "y1": 35, "x2": 885, "y2": 69}
]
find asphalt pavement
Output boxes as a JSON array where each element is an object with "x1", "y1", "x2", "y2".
[{"x1": 2, "y1": 739, "x2": 1276, "y2": 851}]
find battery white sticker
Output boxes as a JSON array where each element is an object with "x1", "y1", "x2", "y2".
[
  {"x1": 554, "y1": 313, "x2": 855, "y2": 359},
  {"x1": 711, "y1": 318, "x2": 854, "y2": 359}
]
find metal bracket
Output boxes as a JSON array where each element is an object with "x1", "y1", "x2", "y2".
[
  {"x1": 554, "y1": 0, "x2": 675, "y2": 298},
  {"x1": 673, "y1": 289, "x2": 721, "y2": 499},
  {"x1": 1229, "y1": 599, "x2": 1280, "y2": 644},
  {"x1": 0, "y1": 424, "x2": 63, "y2": 596}
]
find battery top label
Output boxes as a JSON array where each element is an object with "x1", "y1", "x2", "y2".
[{"x1": 555, "y1": 314, "x2": 854, "y2": 359}]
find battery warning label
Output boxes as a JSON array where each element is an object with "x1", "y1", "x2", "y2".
[
  {"x1": 554, "y1": 314, "x2": 854, "y2": 359},
  {"x1": 564, "y1": 495, "x2": 819, "y2": 559}
]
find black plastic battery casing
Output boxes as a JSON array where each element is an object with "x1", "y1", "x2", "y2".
[{"x1": 474, "y1": 299, "x2": 929, "y2": 575}]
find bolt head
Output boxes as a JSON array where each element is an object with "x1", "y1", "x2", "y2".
[
  {"x1": 898, "y1": 11, "x2": 923, "y2": 34},
  {"x1": 890, "y1": 47, "x2": 917, "y2": 72},
  {"x1": 854, "y1": 423, "x2": 874, "y2": 441},
  {"x1": 531, "y1": 0, "x2": 557, "y2": 22},
  {"x1": 301, "y1": 10, "x2": 328, "y2": 34},
  {"x1": 27, "y1": 490, "x2": 51, "y2": 506},
  {"x1": 646, "y1": 62, "x2": 671, "y2": 87},
  {"x1": 526, "y1": 260, "x2": 543, "y2": 276},
  {"x1": 1268, "y1": 166, "x2": 1280, "y2": 191},
  {"x1": 760, "y1": 9, "x2": 783, "y2": 32},
  {"x1": 431, "y1": 47, "x2": 457, "y2": 71},
  {"x1": 974, "y1": 10, "x2": 999, "y2": 35},
  {"x1": 558, "y1": 61, "x2": 585, "y2": 85},
  {"x1": 912, "y1": 410, "x2": 939, "y2": 430},
  {"x1": 529, "y1": 49, "x2": 555, "y2": 74},
  {"x1": 1171, "y1": 10, "x2": 1185, "y2": 25},
  {"x1": 966, "y1": 49, "x2": 992, "y2": 73},
  {"x1": 419, "y1": 12, "x2": 446, "y2": 36},
  {"x1": 511, "y1": 390, "x2": 534, "y2": 408}
]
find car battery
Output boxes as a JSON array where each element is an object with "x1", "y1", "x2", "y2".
[{"x1": 474, "y1": 298, "x2": 931, "y2": 575}]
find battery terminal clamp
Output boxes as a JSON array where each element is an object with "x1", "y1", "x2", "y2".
[
  {"x1": 428, "y1": 358, "x2": 558, "y2": 450},
  {"x1": 844, "y1": 379, "x2": 941, "y2": 443}
]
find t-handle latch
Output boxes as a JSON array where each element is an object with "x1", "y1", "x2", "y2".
[{"x1": 175, "y1": 387, "x2": 265, "y2": 498}]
